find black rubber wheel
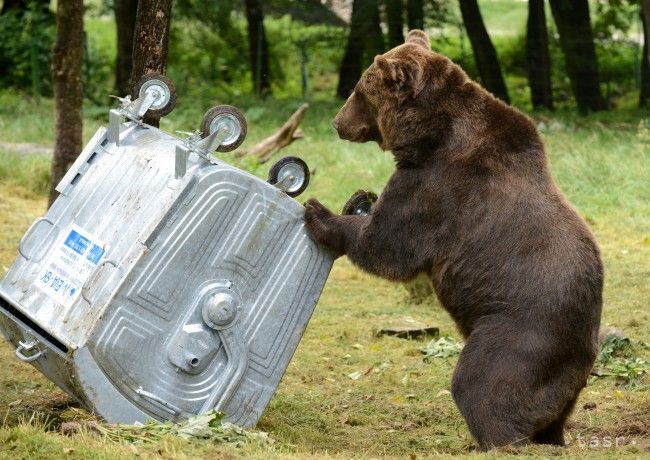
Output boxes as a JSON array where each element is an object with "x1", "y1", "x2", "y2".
[
  {"x1": 268, "y1": 156, "x2": 310, "y2": 198},
  {"x1": 200, "y1": 105, "x2": 247, "y2": 152},
  {"x1": 131, "y1": 73, "x2": 177, "y2": 118},
  {"x1": 342, "y1": 190, "x2": 378, "y2": 216}
]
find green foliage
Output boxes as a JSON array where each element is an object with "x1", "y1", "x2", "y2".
[
  {"x1": 420, "y1": 336, "x2": 464, "y2": 361},
  {"x1": 0, "y1": 3, "x2": 54, "y2": 96},
  {"x1": 592, "y1": 0, "x2": 644, "y2": 106},
  {"x1": 1, "y1": 0, "x2": 646, "y2": 109},
  {"x1": 167, "y1": 3, "x2": 346, "y2": 99},
  {"x1": 83, "y1": 410, "x2": 273, "y2": 446},
  {"x1": 83, "y1": 31, "x2": 115, "y2": 105},
  {"x1": 591, "y1": 332, "x2": 649, "y2": 389},
  {"x1": 594, "y1": 0, "x2": 640, "y2": 39}
]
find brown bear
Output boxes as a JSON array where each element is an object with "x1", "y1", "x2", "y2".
[{"x1": 304, "y1": 30, "x2": 603, "y2": 450}]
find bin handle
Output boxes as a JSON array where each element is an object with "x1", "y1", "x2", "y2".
[
  {"x1": 81, "y1": 260, "x2": 118, "y2": 303},
  {"x1": 15, "y1": 340, "x2": 45, "y2": 363},
  {"x1": 18, "y1": 217, "x2": 54, "y2": 261}
]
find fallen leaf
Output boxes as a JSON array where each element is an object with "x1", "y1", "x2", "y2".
[{"x1": 348, "y1": 371, "x2": 362, "y2": 380}]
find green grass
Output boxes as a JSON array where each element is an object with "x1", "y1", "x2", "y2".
[
  {"x1": 478, "y1": 0, "x2": 528, "y2": 37},
  {"x1": 0, "y1": 86, "x2": 649, "y2": 459}
]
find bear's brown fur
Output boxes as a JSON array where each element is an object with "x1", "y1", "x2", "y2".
[{"x1": 304, "y1": 29, "x2": 603, "y2": 450}]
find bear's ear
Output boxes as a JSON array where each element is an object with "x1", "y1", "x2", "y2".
[
  {"x1": 374, "y1": 55, "x2": 426, "y2": 99},
  {"x1": 405, "y1": 29, "x2": 431, "y2": 50}
]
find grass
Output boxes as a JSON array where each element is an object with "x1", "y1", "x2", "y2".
[{"x1": 0, "y1": 86, "x2": 648, "y2": 459}]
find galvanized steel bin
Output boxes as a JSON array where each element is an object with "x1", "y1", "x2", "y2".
[{"x1": 0, "y1": 76, "x2": 333, "y2": 427}]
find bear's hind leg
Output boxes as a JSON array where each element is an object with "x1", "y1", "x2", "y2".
[
  {"x1": 531, "y1": 396, "x2": 577, "y2": 446},
  {"x1": 451, "y1": 323, "x2": 576, "y2": 450}
]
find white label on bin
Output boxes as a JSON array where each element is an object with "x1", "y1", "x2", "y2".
[{"x1": 35, "y1": 224, "x2": 109, "y2": 307}]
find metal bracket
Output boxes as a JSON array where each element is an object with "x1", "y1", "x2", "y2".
[
  {"x1": 136, "y1": 387, "x2": 182, "y2": 416},
  {"x1": 107, "y1": 90, "x2": 161, "y2": 146},
  {"x1": 173, "y1": 126, "x2": 230, "y2": 179}
]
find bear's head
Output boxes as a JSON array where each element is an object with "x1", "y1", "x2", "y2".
[{"x1": 333, "y1": 30, "x2": 470, "y2": 160}]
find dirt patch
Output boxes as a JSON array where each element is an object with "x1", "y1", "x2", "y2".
[{"x1": 0, "y1": 142, "x2": 52, "y2": 156}]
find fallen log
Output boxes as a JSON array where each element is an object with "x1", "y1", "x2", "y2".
[{"x1": 236, "y1": 102, "x2": 309, "y2": 163}]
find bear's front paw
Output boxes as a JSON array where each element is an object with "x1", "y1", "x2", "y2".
[{"x1": 304, "y1": 199, "x2": 345, "y2": 257}]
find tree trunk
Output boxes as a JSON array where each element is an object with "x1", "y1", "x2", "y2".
[
  {"x1": 364, "y1": 0, "x2": 385, "y2": 60},
  {"x1": 548, "y1": 0, "x2": 604, "y2": 112},
  {"x1": 114, "y1": 0, "x2": 138, "y2": 96},
  {"x1": 526, "y1": 0, "x2": 553, "y2": 110},
  {"x1": 641, "y1": 1, "x2": 650, "y2": 107},
  {"x1": 459, "y1": 0, "x2": 510, "y2": 103},
  {"x1": 244, "y1": 0, "x2": 272, "y2": 96},
  {"x1": 337, "y1": 1, "x2": 364, "y2": 98},
  {"x1": 49, "y1": 0, "x2": 84, "y2": 206},
  {"x1": 385, "y1": 0, "x2": 404, "y2": 48},
  {"x1": 406, "y1": 0, "x2": 423, "y2": 30},
  {"x1": 337, "y1": 0, "x2": 385, "y2": 99},
  {"x1": 130, "y1": 0, "x2": 172, "y2": 127}
]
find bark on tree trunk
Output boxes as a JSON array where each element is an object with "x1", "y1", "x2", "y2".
[
  {"x1": 548, "y1": 0, "x2": 604, "y2": 112},
  {"x1": 644, "y1": 1, "x2": 650, "y2": 67},
  {"x1": 642, "y1": 1, "x2": 650, "y2": 107},
  {"x1": 114, "y1": 0, "x2": 138, "y2": 96},
  {"x1": 337, "y1": 0, "x2": 385, "y2": 99},
  {"x1": 526, "y1": 0, "x2": 553, "y2": 110},
  {"x1": 337, "y1": 0, "x2": 364, "y2": 98},
  {"x1": 365, "y1": 0, "x2": 385, "y2": 59},
  {"x1": 459, "y1": 0, "x2": 510, "y2": 103},
  {"x1": 130, "y1": 0, "x2": 172, "y2": 127},
  {"x1": 49, "y1": 0, "x2": 84, "y2": 206},
  {"x1": 406, "y1": 0, "x2": 423, "y2": 30},
  {"x1": 244, "y1": 0, "x2": 272, "y2": 96},
  {"x1": 385, "y1": 0, "x2": 404, "y2": 48}
]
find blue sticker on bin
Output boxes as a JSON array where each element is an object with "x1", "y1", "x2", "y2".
[
  {"x1": 64, "y1": 230, "x2": 91, "y2": 255},
  {"x1": 86, "y1": 244, "x2": 105, "y2": 264},
  {"x1": 37, "y1": 224, "x2": 109, "y2": 308}
]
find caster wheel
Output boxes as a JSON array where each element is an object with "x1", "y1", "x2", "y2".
[
  {"x1": 201, "y1": 105, "x2": 247, "y2": 152},
  {"x1": 268, "y1": 156, "x2": 310, "y2": 198},
  {"x1": 342, "y1": 190, "x2": 377, "y2": 216},
  {"x1": 132, "y1": 73, "x2": 177, "y2": 118}
]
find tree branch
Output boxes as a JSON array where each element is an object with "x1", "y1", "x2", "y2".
[{"x1": 237, "y1": 103, "x2": 309, "y2": 163}]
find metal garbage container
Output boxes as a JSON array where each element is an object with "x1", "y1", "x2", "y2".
[{"x1": 0, "y1": 74, "x2": 333, "y2": 427}]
